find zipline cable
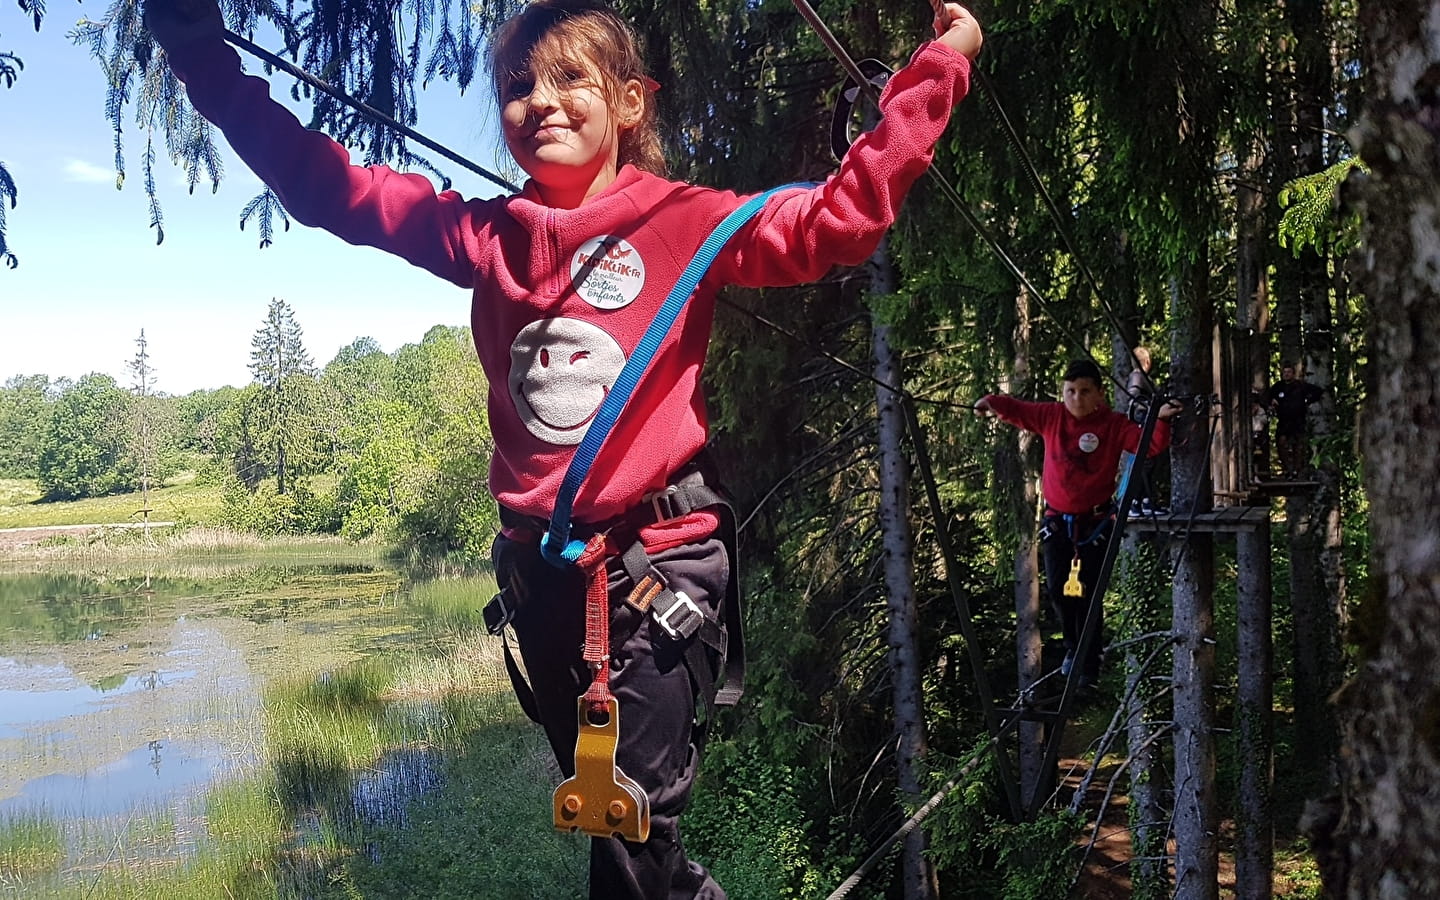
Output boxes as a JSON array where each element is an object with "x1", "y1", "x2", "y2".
[
  {"x1": 824, "y1": 723, "x2": 1017, "y2": 899},
  {"x1": 793, "y1": 0, "x2": 1136, "y2": 397},
  {"x1": 921, "y1": 0, "x2": 1153, "y2": 391},
  {"x1": 222, "y1": 29, "x2": 521, "y2": 194}
]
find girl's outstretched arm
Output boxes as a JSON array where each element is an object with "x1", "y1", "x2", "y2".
[
  {"x1": 712, "y1": 11, "x2": 979, "y2": 287},
  {"x1": 934, "y1": 2, "x2": 983, "y2": 60},
  {"x1": 144, "y1": 0, "x2": 485, "y2": 288}
]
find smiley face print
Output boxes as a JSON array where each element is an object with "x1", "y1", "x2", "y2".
[{"x1": 508, "y1": 318, "x2": 627, "y2": 445}]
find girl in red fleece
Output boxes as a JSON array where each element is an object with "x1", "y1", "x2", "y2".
[{"x1": 145, "y1": 1, "x2": 981, "y2": 895}]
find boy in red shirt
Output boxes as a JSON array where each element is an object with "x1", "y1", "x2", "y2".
[{"x1": 977, "y1": 360, "x2": 1178, "y2": 688}]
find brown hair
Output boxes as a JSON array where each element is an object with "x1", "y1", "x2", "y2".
[{"x1": 489, "y1": 0, "x2": 666, "y2": 177}]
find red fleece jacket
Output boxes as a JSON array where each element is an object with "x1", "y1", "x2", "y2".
[
  {"x1": 167, "y1": 39, "x2": 971, "y2": 522},
  {"x1": 983, "y1": 395, "x2": 1172, "y2": 515}
]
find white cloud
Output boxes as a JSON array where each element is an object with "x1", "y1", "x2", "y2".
[{"x1": 63, "y1": 159, "x2": 117, "y2": 184}]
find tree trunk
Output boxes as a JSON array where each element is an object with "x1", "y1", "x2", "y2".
[
  {"x1": 1235, "y1": 135, "x2": 1276, "y2": 897},
  {"x1": 1308, "y1": 2, "x2": 1440, "y2": 893},
  {"x1": 1277, "y1": 0, "x2": 1347, "y2": 787},
  {"x1": 871, "y1": 250, "x2": 935, "y2": 900},
  {"x1": 1119, "y1": 537, "x2": 1168, "y2": 899},
  {"x1": 1235, "y1": 521, "x2": 1274, "y2": 898},
  {"x1": 1001, "y1": 285, "x2": 1045, "y2": 805},
  {"x1": 1170, "y1": 267, "x2": 1218, "y2": 900}
]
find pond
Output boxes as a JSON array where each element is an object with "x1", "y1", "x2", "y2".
[{"x1": 0, "y1": 551, "x2": 585, "y2": 898}]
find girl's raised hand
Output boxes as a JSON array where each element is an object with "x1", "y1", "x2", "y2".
[
  {"x1": 933, "y1": 3, "x2": 983, "y2": 61},
  {"x1": 144, "y1": 0, "x2": 224, "y2": 53}
]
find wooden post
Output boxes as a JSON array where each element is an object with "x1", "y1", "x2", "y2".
[{"x1": 1234, "y1": 519, "x2": 1274, "y2": 897}]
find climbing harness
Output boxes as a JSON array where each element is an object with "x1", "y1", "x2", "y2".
[
  {"x1": 503, "y1": 182, "x2": 806, "y2": 842},
  {"x1": 1040, "y1": 507, "x2": 1115, "y2": 598}
]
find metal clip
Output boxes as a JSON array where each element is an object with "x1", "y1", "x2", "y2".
[
  {"x1": 654, "y1": 590, "x2": 703, "y2": 640},
  {"x1": 645, "y1": 485, "x2": 680, "y2": 524},
  {"x1": 553, "y1": 697, "x2": 651, "y2": 843}
]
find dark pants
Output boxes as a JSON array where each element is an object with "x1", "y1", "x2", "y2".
[
  {"x1": 1276, "y1": 431, "x2": 1306, "y2": 475},
  {"x1": 1041, "y1": 515, "x2": 1110, "y2": 678},
  {"x1": 492, "y1": 532, "x2": 730, "y2": 900}
]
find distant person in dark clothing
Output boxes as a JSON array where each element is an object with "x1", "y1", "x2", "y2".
[{"x1": 1266, "y1": 364, "x2": 1323, "y2": 476}]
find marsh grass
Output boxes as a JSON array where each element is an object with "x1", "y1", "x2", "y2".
[
  {"x1": 2, "y1": 567, "x2": 584, "y2": 898},
  {"x1": 409, "y1": 574, "x2": 498, "y2": 632},
  {"x1": 0, "y1": 811, "x2": 65, "y2": 877},
  {"x1": 2, "y1": 526, "x2": 386, "y2": 565}
]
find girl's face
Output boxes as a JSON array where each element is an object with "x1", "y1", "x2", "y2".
[{"x1": 500, "y1": 53, "x2": 643, "y2": 208}]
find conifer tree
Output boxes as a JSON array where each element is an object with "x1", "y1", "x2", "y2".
[{"x1": 248, "y1": 297, "x2": 314, "y2": 494}]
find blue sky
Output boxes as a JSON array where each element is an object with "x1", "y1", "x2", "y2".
[{"x1": 2, "y1": 6, "x2": 510, "y2": 395}]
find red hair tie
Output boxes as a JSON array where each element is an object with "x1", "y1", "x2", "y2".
[{"x1": 642, "y1": 76, "x2": 661, "y2": 92}]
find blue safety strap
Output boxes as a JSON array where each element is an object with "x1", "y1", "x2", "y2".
[{"x1": 540, "y1": 182, "x2": 811, "y2": 567}]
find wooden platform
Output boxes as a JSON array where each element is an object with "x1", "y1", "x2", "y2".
[
  {"x1": 1249, "y1": 477, "x2": 1321, "y2": 496},
  {"x1": 1126, "y1": 505, "x2": 1272, "y2": 534}
]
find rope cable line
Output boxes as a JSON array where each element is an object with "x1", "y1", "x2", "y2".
[{"x1": 222, "y1": 29, "x2": 521, "y2": 194}]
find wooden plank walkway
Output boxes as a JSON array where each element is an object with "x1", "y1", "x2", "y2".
[{"x1": 1126, "y1": 505, "x2": 1271, "y2": 534}]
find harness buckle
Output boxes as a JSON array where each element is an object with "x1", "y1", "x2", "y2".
[
  {"x1": 655, "y1": 590, "x2": 703, "y2": 641},
  {"x1": 645, "y1": 485, "x2": 681, "y2": 524}
]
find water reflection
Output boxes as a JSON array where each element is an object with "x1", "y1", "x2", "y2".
[
  {"x1": 0, "y1": 659, "x2": 197, "y2": 737},
  {"x1": 0, "y1": 739, "x2": 227, "y2": 819},
  {"x1": 0, "y1": 561, "x2": 412, "y2": 830},
  {"x1": 0, "y1": 556, "x2": 526, "y2": 893}
]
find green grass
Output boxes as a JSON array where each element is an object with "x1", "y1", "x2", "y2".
[
  {"x1": 1, "y1": 616, "x2": 584, "y2": 899},
  {"x1": 0, "y1": 811, "x2": 65, "y2": 878},
  {"x1": 410, "y1": 574, "x2": 498, "y2": 632},
  {"x1": 0, "y1": 472, "x2": 225, "y2": 529}
]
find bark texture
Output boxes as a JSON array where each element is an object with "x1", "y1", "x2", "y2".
[
  {"x1": 1169, "y1": 267, "x2": 1218, "y2": 900},
  {"x1": 1308, "y1": 2, "x2": 1440, "y2": 895},
  {"x1": 1235, "y1": 523, "x2": 1274, "y2": 899},
  {"x1": 871, "y1": 250, "x2": 935, "y2": 899}
]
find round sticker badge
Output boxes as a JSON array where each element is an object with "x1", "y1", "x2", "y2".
[
  {"x1": 1078, "y1": 432, "x2": 1100, "y2": 453},
  {"x1": 571, "y1": 236, "x2": 645, "y2": 310}
]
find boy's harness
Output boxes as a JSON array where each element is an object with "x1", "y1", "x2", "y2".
[{"x1": 1040, "y1": 502, "x2": 1116, "y2": 598}]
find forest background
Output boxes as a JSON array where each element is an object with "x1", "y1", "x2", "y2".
[{"x1": 5, "y1": 0, "x2": 1431, "y2": 896}]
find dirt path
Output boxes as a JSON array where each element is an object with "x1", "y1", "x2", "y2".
[{"x1": 0, "y1": 522, "x2": 177, "y2": 551}]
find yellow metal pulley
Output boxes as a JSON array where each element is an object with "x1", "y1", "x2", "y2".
[
  {"x1": 553, "y1": 697, "x2": 651, "y2": 843},
  {"x1": 1063, "y1": 558, "x2": 1085, "y2": 598}
]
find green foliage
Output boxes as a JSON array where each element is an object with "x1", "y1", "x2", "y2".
[
  {"x1": 77, "y1": 0, "x2": 519, "y2": 243},
  {"x1": 175, "y1": 385, "x2": 242, "y2": 454},
  {"x1": 1, "y1": 10, "x2": 28, "y2": 270},
  {"x1": 379, "y1": 327, "x2": 497, "y2": 559},
  {"x1": 687, "y1": 748, "x2": 864, "y2": 900},
  {"x1": 246, "y1": 298, "x2": 324, "y2": 495},
  {"x1": 36, "y1": 374, "x2": 139, "y2": 501},
  {"x1": 1278, "y1": 157, "x2": 1366, "y2": 257},
  {"x1": 923, "y1": 748, "x2": 1082, "y2": 899},
  {"x1": 0, "y1": 374, "x2": 56, "y2": 478},
  {"x1": 220, "y1": 475, "x2": 339, "y2": 535}
]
